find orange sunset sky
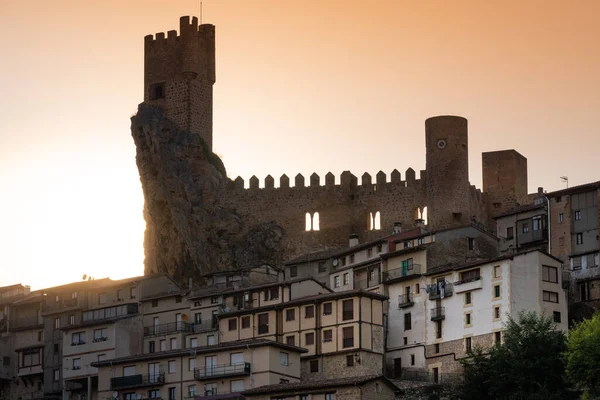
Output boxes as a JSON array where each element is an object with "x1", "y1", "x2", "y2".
[{"x1": 0, "y1": 0, "x2": 598, "y2": 289}]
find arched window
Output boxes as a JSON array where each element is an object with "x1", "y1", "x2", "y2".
[
  {"x1": 368, "y1": 213, "x2": 374, "y2": 230},
  {"x1": 374, "y1": 211, "x2": 381, "y2": 230},
  {"x1": 312, "y1": 212, "x2": 320, "y2": 231},
  {"x1": 305, "y1": 213, "x2": 312, "y2": 231}
]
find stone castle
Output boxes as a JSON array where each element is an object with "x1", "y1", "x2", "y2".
[{"x1": 134, "y1": 16, "x2": 530, "y2": 284}]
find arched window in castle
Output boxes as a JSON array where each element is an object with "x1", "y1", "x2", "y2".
[
  {"x1": 421, "y1": 206, "x2": 428, "y2": 225},
  {"x1": 368, "y1": 212, "x2": 381, "y2": 231},
  {"x1": 305, "y1": 212, "x2": 320, "y2": 231},
  {"x1": 415, "y1": 207, "x2": 428, "y2": 226}
]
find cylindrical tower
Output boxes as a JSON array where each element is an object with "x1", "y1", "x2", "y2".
[{"x1": 425, "y1": 115, "x2": 470, "y2": 229}]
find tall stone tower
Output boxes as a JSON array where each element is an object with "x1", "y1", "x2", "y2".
[
  {"x1": 425, "y1": 116, "x2": 471, "y2": 229},
  {"x1": 144, "y1": 16, "x2": 215, "y2": 150},
  {"x1": 482, "y1": 150, "x2": 528, "y2": 218}
]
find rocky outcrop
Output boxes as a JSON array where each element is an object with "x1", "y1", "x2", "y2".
[{"x1": 132, "y1": 104, "x2": 285, "y2": 285}]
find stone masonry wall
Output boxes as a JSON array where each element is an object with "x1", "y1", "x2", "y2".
[
  {"x1": 425, "y1": 332, "x2": 495, "y2": 373},
  {"x1": 301, "y1": 351, "x2": 383, "y2": 380}
]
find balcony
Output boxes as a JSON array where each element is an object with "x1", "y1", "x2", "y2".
[
  {"x1": 428, "y1": 283, "x2": 453, "y2": 300},
  {"x1": 10, "y1": 316, "x2": 44, "y2": 331},
  {"x1": 82, "y1": 303, "x2": 138, "y2": 324},
  {"x1": 454, "y1": 277, "x2": 482, "y2": 293},
  {"x1": 383, "y1": 264, "x2": 422, "y2": 282},
  {"x1": 398, "y1": 294, "x2": 414, "y2": 308},
  {"x1": 143, "y1": 321, "x2": 193, "y2": 337},
  {"x1": 430, "y1": 307, "x2": 445, "y2": 321},
  {"x1": 192, "y1": 319, "x2": 218, "y2": 333},
  {"x1": 110, "y1": 373, "x2": 165, "y2": 390},
  {"x1": 45, "y1": 297, "x2": 88, "y2": 314},
  {"x1": 194, "y1": 363, "x2": 251, "y2": 381},
  {"x1": 354, "y1": 278, "x2": 381, "y2": 290}
]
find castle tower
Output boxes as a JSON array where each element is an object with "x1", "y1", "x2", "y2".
[
  {"x1": 144, "y1": 16, "x2": 216, "y2": 150},
  {"x1": 482, "y1": 150, "x2": 528, "y2": 217},
  {"x1": 425, "y1": 116, "x2": 471, "y2": 229}
]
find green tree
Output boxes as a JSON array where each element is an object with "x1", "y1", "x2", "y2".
[
  {"x1": 565, "y1": 312, "x2": 600, "y2": 399},
  {"x1": 456, "y1": 311, "x2": 573, "y2": 400}
]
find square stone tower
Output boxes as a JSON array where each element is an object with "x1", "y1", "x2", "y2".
[
  {"x1": 482, "y1": 149, "x2": 528, "y2": 217},
  {"x1": 144, "y1": 16, "x2": 215, "y2": 150}
]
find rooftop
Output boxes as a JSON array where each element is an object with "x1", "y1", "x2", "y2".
[
  {"x1": 493, "y1": 203, "x2": 545, "y2": 219},
  {"x1": 242, "y1": 375, "x2": 393, "y2": 396}
]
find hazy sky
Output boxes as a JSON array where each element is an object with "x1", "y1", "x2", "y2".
[{"x1": 1, "y1": 0, "x2": 598, "y2": 289}]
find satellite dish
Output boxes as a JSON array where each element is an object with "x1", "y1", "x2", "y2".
[
  {"x1": 112, "y1": 392, "x2": 119, "y2": 399},
  {"x1": 332, "y1": 259, "x2": 339, "y2": 267}
]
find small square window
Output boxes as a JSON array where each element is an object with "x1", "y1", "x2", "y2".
[
  {"x1": 323, "y1": 303, "x2": 333, "y2": 315},
  {"x1": 495, "y1": 307, "x2": 500, "y2": 319},
  {"x1": 553, "y1": 311, "x2": 561, "y2": 323},
  {"x1": 150, "y1": 82, "x2": 166, "y2": 100},
  {"x1": 241, "y1": 316, "x2": 250, "y2": 329},
  {"x1": 305, "y1": 305, "x2": 315, "y2": 319},
  {"x1": 575, "y1": 210, "x2": 581, "y2": 221},
  {"x1": 346, "y1": 355, "x2": 354, "y2": 367},
  {"x1": 290, "y1": 266, "x2": 298, "y2": 277},
  {"x1": 323, "y1": 330, "x2": 333, "y2": 342},
  {"x1": 465, "y1": 292, "x2": 472, "y2": 305},
  {"x1": 228, "y1": 318, "x2": 237, "y2": 331},
  {"x1": 286, "y1": 336, "x2": 295, "y2": 346},
  {"x1": 305, "y1": 332, "x2": 315, "y2": 346},
  {"x1": 494, "y1": 285, "x2": 501, "y2": 298},
  {"x1": 318, "y1": 261, "x2": 327, "y2": 273},
  {"x1": 286, "y1": 309, "x2": 295, "y2": 321},
  {"x1": 310, "y1": 359, "x2": 319, "y2": 372},
  {"x1": 152, "y1": 299, "x2": 158, "y2": 307}
]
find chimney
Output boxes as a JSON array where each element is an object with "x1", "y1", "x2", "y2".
[
  {"x1": 349, "y1": 234, "x2": 359, "y2": 247},
  {"x1": 415, "y1": 219, "x2": 424, "y2": 228},
  {"x1": 538, "y1": 187, "x2": 544, "y2": 195},
  {"x1": 393, "y1": 222, "x2": 402, "y2": 234}
]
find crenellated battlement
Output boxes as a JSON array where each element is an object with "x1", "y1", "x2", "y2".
[
  {"x1": 231, "y1": 168, "x2": 426, "y2": 190},
  {"x1": 144, "y1": 16, "x2": 214, "y2": 48}
]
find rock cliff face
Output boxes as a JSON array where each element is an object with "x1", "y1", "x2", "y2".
[{"x1": 132, "y1": 104, "x2": 285, "y2": 284}]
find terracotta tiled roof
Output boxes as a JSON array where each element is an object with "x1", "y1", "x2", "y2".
[{"x1": 242, "y1": 375, "x2": 388, "y2": 395}]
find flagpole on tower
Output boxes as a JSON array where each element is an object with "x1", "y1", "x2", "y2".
[{"x1": 200, "y1": 1, "x2": 203, "y2": 24}]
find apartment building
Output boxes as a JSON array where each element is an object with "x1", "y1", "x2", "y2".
[
  {"x1": 385, "y1": 249, "x2": 568, "y2": 380},
  {"x1": 93, "y1": 339, "x2": 306, "y2": 400},
  {"x1": 494, "y1": 202, "x2": 549, "y2": 255}
]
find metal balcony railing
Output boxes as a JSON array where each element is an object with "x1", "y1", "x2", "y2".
[
  {"x1": 383, "y1": 264, "x2": 422, "y2": 282},
  {"x1": 398, "y1": 294, "x2": 414, "y2": 308},
  {"x1": 110, "y1": 373, "x2": 165, "y2": 390},
  {"x1": 428, "y1": 283, "x2": 453, "y2": 300},
  {"x1": 143, "y1": 321, "x2": 193, "y2": 337},
  {"x1": 194, "y1": 362, "x2": 251, "y2": 380},
  {"x1": 430, "y1": 307, "x2": 445, "y2": 321},
  {"x1": 192, "y1": 319, "x2": 218, "y2": 333}
]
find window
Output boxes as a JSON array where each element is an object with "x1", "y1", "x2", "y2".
[
  {"x1": 494, "y1": 307, "x2": 500, "y2": 319},
  {"x1": 188, "y1": 385, "x2": 196, "y2": 398},
  {"x1": 459, "y1": 269, "x2": 480, "y2": 283},
  {"x1": 38, "y1": 330, "x2": 43, "y2": 341},
  {"x1": 151, "y1": 299, "x2": 158, "y2": 307},
  {"x1": 117, "y1": 289, "x2": 123, "y2": 301},
  {"x1": 403, "y1": 337, "x2": 408, "y2": 345},
  {"x1": 305, "y1": 305, "x2": 315, "y2": 319},
  {"x1": 231, "y1": 380, "x2": 245, "y2": 392},
  {"x1": 342, "y1": 299, "x2": 354, "y2": 321},
  {"x1": 149, "y1": 390, "x2": 160, "y2": 399},
  {"x1": 305, "y1": 332, "x2": 315, "y2": 345},
  {"x1": 149, "y1": 341, "x2": 155, "y2": 353},
  {"x1": 532, "y1": 216, "x2": 542, "y2": 231},
  {"x1": 318, "y1": 261, "x2": 327, "y2": 273},
  {"x1": 190, "y1": 338, "x2": 198, "y2": 347},
  {"x1": 468, "y1": 238, "x2": 475, "y2": 250},
  {"x1": 160, "y1": 340, "x2": 166, "y2": 351},
  {"x1": 68, "y1": 314, "x2": 74, "y2": 325},
  {"x1": 575, "y1": 210, "x2": 581, "y2": 221},
  {"x1": 465, "y1": 337, "x2": 472, "y2": 352},
  {"x1": 290, "y1": 266, "x2": 298, "y2": 277},
  {"x1": 211, "y1": 296, "x2": 219, "y2": 304},
  {"x1": 242, "y1": 316, "x2": 250, "y2": 329},
  {"x1": 21, "y1": 349, "x2": 40, "y2": 367},
  {"x1": 280, "y1": 352, "x2": 289, "y2": 366},
  {"x1": 170, "y1": 338, "x2": 177, "y2": 350},
  {"x1": 553, "y1": 311, "x2": 561, "y2": 323},
  {"x1": 325, "y1": 394, "x2": 335, "y2": 400},
  {"x1": 228, "y1": 318, "x2": 237, "y2": 331},
  {"x1": 404, "y1": 241, "x2": 412, "y2": 249},
  {"x1": 286, "y1": 309, "x2": 295, "y2": 321},
  {"x1": 435, "y1": 343, "x2": 440, "y2": 353},
  {"x1": 53, "y1": 369, "x2": 59, "y2": 381},
  {"x1": 432, "y1": 367, "x2": 439, "y2": 384},
  {"x1": 404, "y1": 312, "x2": 412, "y2": 330},
  {"x1": 573, "y1": 257, "x2": 582, "y2": 270},
  {"x1": 369, "y1": 269, "x2": 376, "y2": 282},
  {"x1": 367, "y1": 248, "x2": 373, "y2": 257},
  {"x1": 416, "y1": 283, "x2": 420, "y2": 294},
  {"x1": 377, "y1": 244, "x2": 383, "y2": 253},
  {"x1": 341, "y1": 257, "x2": 346, "y2": 267},
  {"x1": 168, "y1": 360, "x2": 176, "y2": 373},
  {"x1": 523, "y1": 223, "x2": 529, "y2": 233},
  {"x1": 53, "y1": 343, "x2": 59, "y2": 354},
  {"x1": 323, "y1": 329, "x2": 333, "y2": 342},
  {"x1": 343, "y1": 273, "x2": 350, "y2": 286},
  {"x1": 494, "y1": 265, "x2": 501, "y2": 278},
  {"x1": 418, "y1": 237, "x2": 425, "y2": 245},
  {"x1": 286, "y1": 336, "x2": 295, "y2": 346},
  {"x1": 323, "y1": 302, "x2": 333, "y2": 315},
  {"x1": 493, "y1": 202, "x2": 501, "y2": 209},
  {"x1": 130, "y1": 287, "x2": 137, "y2": 299},
  {"x1": 411, "y1": 354, "x2": 415, "y2": 365},
  {"x1": 343, "y1": 354, "x2": 355, "y2": 368},
  {"x1": 465, "y1": 313, "x2": 471, "y2": 325},
  {"x1": 543, "y1": 291, "x2": 559, "y2": 303},
  {"x1": 270, "y1": 288, "x2": 279, "y2": 300},
  {"x1": 194, "y1": 312, "x2": 202, "y2": 325},
  {"x1": 310, "y1": 359, "x2": 319, "y2": 372},
  {"x1": 577, "y1": 233, "x2": 583, "y2": 245},
  {"x1": 342, "y1": 326, "x2": 354, "y2": 348},
  {"x1": 436, "y1": 320, "x2": 442, "y2": 339},
  {"x1": 334, "y1": 276, "x2": 340, "y2": 288},
  {"x1": 150, "y1": 82, "x2": 166, "y2": 100},
  {"x1": 465, "y1": 292, "x2": 472, "y2": 305},
  {"x1": 559, "y1": 213, "x2": 564, "y2": 223},
  {"x1": 93, "y1": 328, "x2": 108, "y2": 342},
  {"x1": 188, "y1": 358, "x2": 196, "y2": 371},
  {"x1": 168, "y1": 387, "x2": 176, "y2": 400},
  {"x1": 492, "y1": 332, "x2": 501, "y2": 345},
  {"x1": 72, "y1": 358, "x2": 81, "y2": 370},
  {"x1": 72, "y1": 331, "x2": 86, "y2": 345},
  {"x1": 494, "y1": 285, "x2": 501, "y2": 298},
  {"x1": 258, "y1": 313, "x2": 269, "y2": 334},
  {"x1": 349, "y1": 254, "x2": 355, "y2": 264},
  {"x1": 175, "y1": 295, "x2": 182, "y2": 303},
  {"x1": 98, "y1": 292, "x2": 107, "y2": 304},
  {"x1": 207, "y1": 335, "x2": 215, "y2": 345},
  {"x1": 54, "y1": 318, "x2": 60, "y2": 329},
  {"x1": 542, "y1": 265, "x2": 558, "y2": 283},
  {"x1": 506, "y1": 226, "x2": 514, "y2": 239}
]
